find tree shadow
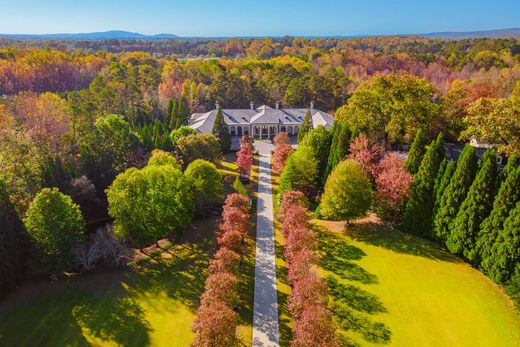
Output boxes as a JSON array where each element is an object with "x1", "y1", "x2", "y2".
[
  {"x1": 347, "y1": 222, "x2": 458, "y2": 263},
  {"x1": 274, "y1": 237, "x2": 293, "y2": 346}
]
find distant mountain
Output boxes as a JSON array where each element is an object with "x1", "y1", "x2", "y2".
[
  {"x1": 0, "y1": 30, "x2": 179, "y2": 40},
  {"x1": 419, "y1": 28, "x2": 520, "y2": 39}
]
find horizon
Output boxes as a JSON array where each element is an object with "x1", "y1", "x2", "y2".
[{"x1": 0, "y1": 0, "x2": 519, "y2": 37}]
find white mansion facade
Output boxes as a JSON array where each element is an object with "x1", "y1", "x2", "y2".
[{"x1": 188, "y1": 102, "x2": 334, "y2": 138}]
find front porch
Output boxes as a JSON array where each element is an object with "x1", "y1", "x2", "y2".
[{"x1": 229, "y1": 124, "x2": 300, "y2": 138}]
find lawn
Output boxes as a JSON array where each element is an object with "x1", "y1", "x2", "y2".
[
  {"x1": 314, "y1": 217, "x2": 520, "y2": 347},
  {"x1": 0, "y1": 153, "x2": 259, "y2": 347}
]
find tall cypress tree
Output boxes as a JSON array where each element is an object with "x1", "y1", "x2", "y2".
[
  {"x1": 401, "y1": 133, "x2": 445, "y2": 238},
  {"x1": 434, "y1": 160, "x2": 455, "y2": 214},
  {"x1": 499, "y1": 155, "x2": 518, "y2": 183},
  {"x1": 434, "y1": 145, "x2": 478, "y2": 243},
  {"x1": 175, "y1": 96, "x2": 190, "y2": 128},
  {"x1": 168, "y1": 99, "x2": 178, "y2": 130},
  {"x1": 447, "y1": 150, "x2": 498, "y2": 261},
  {"x1": 165, "y1": 99, "x2": 174, "y2": 123},
  {"x1": 212, "y1": 106, "x2": 231, "y2": 152},
  {"x1": 483, "y1": 201, "x2": 520, "y2": 283},
  {"x1": 405, "y1": 128, "x2": 428, "y2": 174},
  {"x1": 477, "y1": 166, "x2": 520, "y2": 271},
  {"x1": 298, "y1": 107, "x2": 313, "y2": 144},
  {"x1": 0, "y1": 180, "x2": 24, "y2": 298},
  {"x1": 324, "y1": 120, "x2": 351, "y2": 181}
]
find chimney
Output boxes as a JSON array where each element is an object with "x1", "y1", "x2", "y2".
[
  {"x1": 310, "y1": 100, "x2": 315, "y2": 109},
  {"x1": 250, "y1": 101, "x2": 254, "y2": 110},
  {"x1": 275, "y1": 101, "x2": 280, "y2": 110},
  {"x1": 215, "y1": 101, "x2": 220, "y2": 109}
]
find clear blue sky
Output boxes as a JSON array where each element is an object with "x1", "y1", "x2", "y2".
[{"x1": 0, "y1": 0, "x2": 519, "y2": 37}]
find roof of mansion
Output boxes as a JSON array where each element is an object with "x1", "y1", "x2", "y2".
[{"x1": 189, "y1": 104, "x2": 334, "y2": 134}]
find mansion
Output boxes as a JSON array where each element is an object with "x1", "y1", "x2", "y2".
[{"x1": 188, "y1": 102, "x2": 334, "y2": 138}]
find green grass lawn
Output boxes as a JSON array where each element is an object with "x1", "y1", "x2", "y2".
[
  {"x1": 0, "y1": 154, "x2": 259, "y2": 347},
  {"x1": 314, "y1": 218, "x2": 520, "y2": 347}
]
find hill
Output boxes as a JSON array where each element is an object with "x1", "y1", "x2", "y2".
[{"x1": 0, "y1": 30, "x2": 179, "y2": 40}]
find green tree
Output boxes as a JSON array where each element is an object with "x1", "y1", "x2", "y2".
[
  {"x1": 147, "y1": 149, "x2": 182, "y2": 170},
  {"x1": 482, "y1": 201, "x2": 520, "y2": 283},
  {"x1": 324, "y1": 120, "x2": 351, "y2": 181},
  {"x1": 278, "y1": 145, "x2": 319, "y2": 201},
  {"x1": 499, "y1": 155, "x2": 518, "y2": 183},
  {"x1": 434, "y1": 160, "x2": 455, "y2": 214},
  {"x1": 434, "y1": 145, "x2": 478, "y2": 242},
  {"x1": 106, "y1": 165, "x2": 193, "y2": 247},
  {"x1": 176, "y1": 134, "x2": 221, "y2": 167},
  {"x1": 212, "y1": 106, "x2": 231, "y2": 152},
  {"x1": 319, "y1": 159, "x2": 373, "y2": 222},
  {"x1": 185, "y1": 159, "x2": 223, "y2": 213},
  {"x1": 300, "y1": 125, "x2": 331, "y2": 188},
  {"x1": 447, "y1": 150, "x2": 498, "y2": 261},
  {"x1": 0, "y1": 180, "x2": 24, "y2": 298},
  {"x1": 170, "y1": 126, "x2": 197, "y2": 146},
  {"x1": 405, "y1": 129, "x2": 428, "y2": 174},
  {"x1": 298, "y1": 107, "x2": 313, "y2": 144},
  {"x1": 175, "y1": 96, "x2": 191, "y2": 128},
  {"x1": 344, "y1": 74, "x2": 439, "y2": 144},
  {"x1": 166, "y1": 99, "x2": 178, "y2": 130},
  {"x1": 401, "y1": 133, "x2": 445, "y2": 238},
  {"x1": 24, "y1": 188, "x2": 85, "y2": 272},
  {"x1": 478, "y1": 166, "x2": 520, "y2": 271},
  {"x1": 80, "y1": 114, "x2": 141, "y2": 191}
]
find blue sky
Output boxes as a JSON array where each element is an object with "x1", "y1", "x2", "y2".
[{"x1": 0, "y1": 0, "x2": 519, "y2": 37}]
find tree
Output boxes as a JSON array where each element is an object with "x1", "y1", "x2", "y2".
[
  {"x1": 170, "y1": 126, "x2": 197, "y2": 146},
  {"x1": 434, "y1": 160, "x2": 455, "y2": 214},
  {"x1": 274, "y1": 132, "x2": 291, "y2": 145},
  {"x1": 447, "y1": 150, "x2": 497, "y2": 261},
  {"x1": 482, "y1": 201, "x2": 520, "y2": 283},
  {"x1": 80, "y1": 114, "x2": 141, "y2": 191},
  {"x1": 288, "y1": 272, "x2": 328, "y2": 319},
  {"x1": 212, "y1": 106, "x2": 231, "y2": 152},
  {"x1": 235, "y1": 140, "x2": 253, "y2": 180},
  {"x1": 278, "y1": 145, "x2": 319, "y2": 200},
  {"x1": 478, "y1": 166, "x2": 520, "y2": 271},
  {"x1": 176, "y1": 134, "x2": 221, "y2": 167},
  {"x1": 0, "y1": 180, "x2": 24, "y2": 298},
  {"x1": 106, "y1": 165, "x2": 193, "y2": 247},
  {"x1": 347, "y1": 133, "x2": 385, "y2": 181},
  {"x1": 434, "y1": 145, "x2": 478, "y2": 242},
  {"x1": 282, "y1": 206, "x2": 310, "y2": 238},
  {"x1": 319, "y1": 159, "x2": 373, "y2": 222},
  {"x1": 165, "y1": 99, "x2": 177, "y2": 129},
  {"x1": 405, "y1": 129, "x2": 428, "y2": 174},
  {"x1": 298, "y1": 107, "x2": 313, "y2": 143},
  {"x1": 324, "y1": 120, "x2": 351, "y2": 181},
  {"x1": 343, "y1": 74, "x2": 439, "y2": 144},
  {"x1": 300, "y1": 125, "x2": 331, "y2": 188},
  {"x1": 401, "y1": 133, "x2": 445, "y2": 238},
  {"x1": 185, "y1": 159, "x2": 223, "y2": 213},
  {"x1": 272, "y1": 144, "x2": 293, "y2": 172},
  {"x1": 191, "y1": 300, "x2": 239, "y2": 347},
  {"x1": 278, "y1": 190, "x2": 309, "y2": 220},
  {"x1": 292, "y1": 305, "x2": 339, "y2": 347},
  {"x1": 24, "y1": 188, "x2": 85, "y2": 271},
  {"x1": 463, "y1": 97, "x2": 520, "y2": 156},
  {"x1": 147, "y1": 149, "x2": 182, "y2": 170}
]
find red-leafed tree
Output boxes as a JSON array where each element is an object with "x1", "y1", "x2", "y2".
[
  {"x1": 272, "y1": 143, "x2": 293, "y2": 172},
  {"x1": 285, "y1": 227, "x2": 318, "y2": 264},
  {"x1": 218, "y1": 230, "x2": 246, "y2": 254},
  {"x1": 191, "y1": 300, "x2": 239, "y2": 347},
  {"x1": 278, "y1": 190, "x2": 309, "y2": 220},
  {"x1": 200, "y1": 271, "x2": 240, "y2": 307},
  {"x1": 209, "y1": 248, "x2": 241, "y2": 274},
  {"x1": 287, "y1": 249, "x2": 319, "y2": 284},
  {"x1": 292, "y1": 305, "x2": 339, "y2": 347},
  {"x1": 347, "y1": 133, "x2": 385, "y2": 180},
  {"x1": 221, "y1": 207, "x2": 248, "y2": 234},
  {"x1": 236, "y1": 140, "x2": 253, "y2": 181},
  {"x1": 274, "y1": 132, "x2": 291, "y2": 145},
  {"x1": 288, "y1": 272, "x2": 328, "y2": 319},
  {"x1": 225, "y1": 193, "x2": 250, "y2": 214},
  {"x1": 281, "y1": 205, "x2": 310, "y2": 237}
]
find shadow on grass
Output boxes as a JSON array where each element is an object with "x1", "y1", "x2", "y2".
[
  {"x1": 347, "y1": 222, "x2": 457, "y2": 263},
  {"x1": 314, "y1": 225, "x2": 391, "y2": 345}
]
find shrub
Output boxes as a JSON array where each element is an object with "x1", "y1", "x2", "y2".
[
  {"x1": 319, "y1": 159, "x2": 373, "y2": 222},
  {"x1": 147, "y1": 149, "x2": 182, "y2": 170},
  {"x1": 106, "y1": 165, "x2": 193, "y2": 247},
  {"x1": 24, "y1": 188, "x2": 85, "y2": 272},
  {"x1": 232, "y1": 176, "x2": 249, "y2": 197},
  {"x1": 176, "y1": 134, "x2": 221, "y2": 167},
  {"x1": 185, "y1": 159, "x2": 223, "y2": 213}
]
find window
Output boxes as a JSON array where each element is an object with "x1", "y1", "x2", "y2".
[
  {"x1": 288, "y1": 126, "x2": 293, "y2": 135},
  {"x1": 281, "y1": 126, "x2": 286, "y2": 133},
  {"x1": 294, "y1": 126, "x2": 299, "y2": 133},
  {"x1": 230, "y1": 126, "x2": 236, "y2": 136}
]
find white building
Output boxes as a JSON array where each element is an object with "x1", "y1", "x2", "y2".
[{"x1": 188, "y1": 102, "x2": 334, "y2": 138}]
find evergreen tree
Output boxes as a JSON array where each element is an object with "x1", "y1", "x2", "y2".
[
  {"x1": 499, "y1": 155, "x2": 518, "y2": 183},
  {"x1": 175, "y1": 96, "x2": 190, "y2": 128},
  {"x1": 482, "y1": 201, "x2": 520, "y2": 283},
  {"x1": 405, "y1": 128, "x2": 428, "y2": 174},
  {"x1": 298, "y1": 107, "x2": 313, "y2": 144},
  {"x1": 434, "y1": 160, "x2": 455, "y2": 214},
  {"x1": 478, "y1": 166, "x2": 520, "y2": 271},
  {"x1": 324, "y1": 120, "x2": 351, "y2": 181},
  {"x1": 434, "y1": 145, "x2": 478, "y2": 243},
  {"x1": 0, "y1": 180, "x2": 24, "y2": 298},
  {"x1": 168, "y1": 99, "x2": 178, "y2": 131},
  {"x1": 211, "y1": 106, "x2": 231, "y2": 152},
  {"x1": 165, "y1": 99, "x2": 174, "y2": 123},
  {"x1": 401, "y1": 133, "x2": 445, "y2": 238},
  {"x1": 300, "y1": 125, "x2": 331, "y2": 189},
  {"x1": 447, "y1": 150, "x2": 498, "y2": 261}
]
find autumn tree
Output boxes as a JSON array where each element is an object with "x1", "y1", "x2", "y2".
[
  {"x1": 24, "y1": 188, "x2": 85, "y2": 271},
  {"x1": 191, "y1": 300, "x2": 239, "y2": 347},
  {"x1": 212, "y1": 106, "x2": 231, "y2": 152},
  {"x1": 401, "y1": 133, "x2": 445, "y2": 238},
  {"x1": 319, "y1": 159, "x2": 373, "y2": 222},
  {"x1": 292, "y1": 305, "x2": 339, "y2": 347},
  {"x1": 236, "y1": 140, "x2": 253, "y2": 180},
  {"x1": 447, "y1": 150, "x2": 497, "y2": 261},
  {"x1": 405, "y1": 128, "x2": 428, "y2": 174},
  {"x1": 272, "y1": 143, "x2": 293, "y2": 172},
  {"x1": 274, "y1": 132, "x2": 291, "y2": 145},
  {"x1": 347, "y1": 133, "x2": 385, "y2": 181},
  {"x1": 434, "y1": 145, "x2": 478, "y2": 242}
]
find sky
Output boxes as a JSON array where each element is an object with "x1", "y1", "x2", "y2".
[{"x1": 0, "y1": 0, "x2": 519, "y2": 37}]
